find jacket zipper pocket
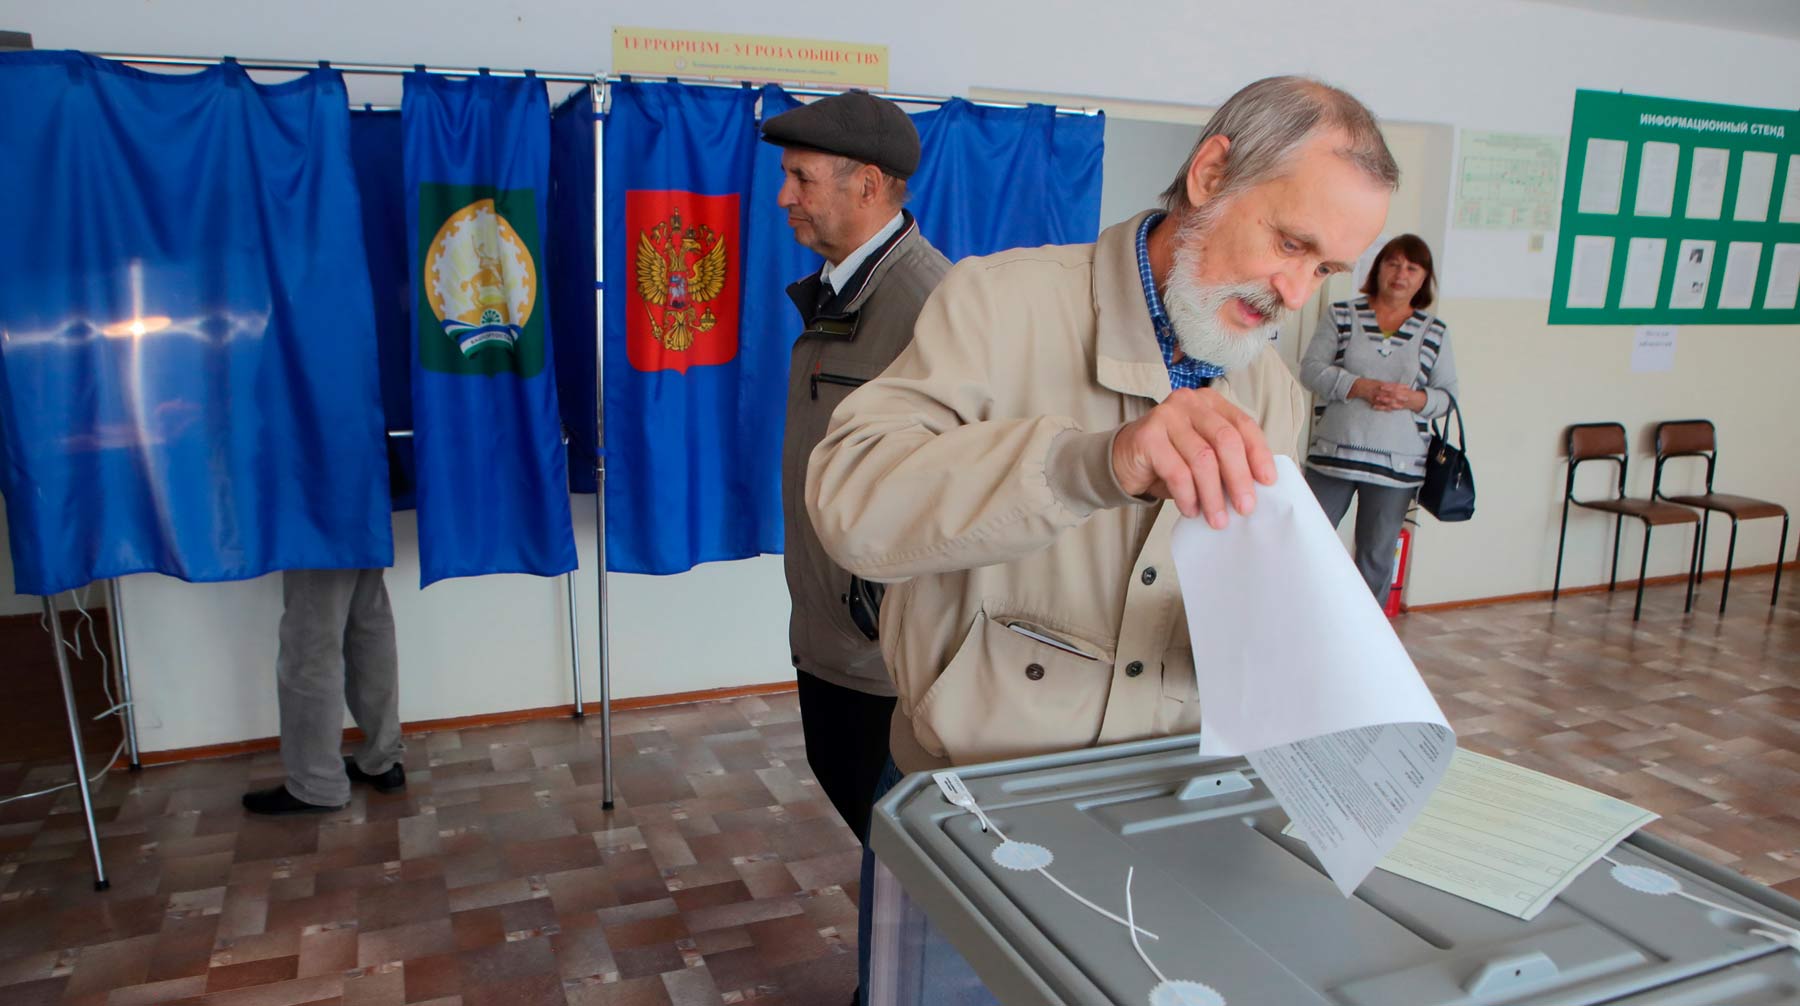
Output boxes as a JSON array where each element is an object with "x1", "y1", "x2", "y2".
[
  {"x1": 810, "y1": 370, "x2": 867, "y2": 400},
  {"x1": 1005, "y1": 623, "x2": 1099, "y2": 661}
]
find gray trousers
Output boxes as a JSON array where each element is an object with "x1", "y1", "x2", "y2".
[
  {"x1": 1304, "y1": 469, "x2": 1417, "y2": 602},
  {"x1": 277, "y1": 568, "x2": 401, "y2": 805}
]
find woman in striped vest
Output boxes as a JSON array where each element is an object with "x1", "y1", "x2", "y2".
[{"x1": 1300, "y1": 234, "x2": 1460, "y2": 600}]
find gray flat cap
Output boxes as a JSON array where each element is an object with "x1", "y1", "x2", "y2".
[{"x1": 760, "y1": 91, "x2": 920, "y2": 180}]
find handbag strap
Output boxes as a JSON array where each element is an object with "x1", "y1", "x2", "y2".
[
  {"x1": 1411, "y1": 312, "x2": 1464, "y2": 450},
  {"x1": 1412, "y1": 312, "x2": 1439, "y2": 391},
  {"x1": 1336, "y1": 299, "x2": 1361, "y2": 354},
  {"x1": 1431, "y1": 392, "x2": 1466, "y2": 454}
]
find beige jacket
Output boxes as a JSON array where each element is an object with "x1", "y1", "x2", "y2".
[{"x1": 806, "y1": 211, "x2": 1308, "y2": 771}]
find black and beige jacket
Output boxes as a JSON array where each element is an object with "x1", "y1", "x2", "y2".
[{"x1": 781, "y1": 213, "x2": 951, "y2": 697}]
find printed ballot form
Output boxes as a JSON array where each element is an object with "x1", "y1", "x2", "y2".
[
  {"x1": 1284, "y1": 749, "x2": 1657, "y2": 919},
  {"x1": 1174, "y1": 458, "x2": 1655, "y2": 910},
  {"x1": 1171, "y1": 457, "x2": 1455, "y2": 896}
]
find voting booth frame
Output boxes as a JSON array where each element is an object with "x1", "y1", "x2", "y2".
[{"x1": 31, "y1": 51, "x2": 1101, "y2": 891}]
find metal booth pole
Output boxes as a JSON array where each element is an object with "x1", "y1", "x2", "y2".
[
  {"x1": 561, "y1": 429, "x2": 584, "y2": 720},
  {"x1": 566, "y1": 572, "x2": 585, "y2": 718},
  {"x1": 104, "y1": 578, "x2": 142, "y2": 771},
  {"x1": 41, "y1": 595, "x2": 110, "y2": 890},
  {"x1": 592, "y1": 77, "x2": 615, "y2": 811}
]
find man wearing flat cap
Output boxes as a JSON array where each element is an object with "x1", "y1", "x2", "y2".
[{"x1": 762, "y1": 91, "x2": 949, "y2": 849}]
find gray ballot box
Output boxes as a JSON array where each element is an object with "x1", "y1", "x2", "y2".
[{"x1": 868, "y1": 735, "x2": 1800, "y2": 1006}]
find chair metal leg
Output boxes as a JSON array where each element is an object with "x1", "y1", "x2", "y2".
[
  {"x1": 1684, "y1": 521, "x2": 1699, "y2": 614},
  {"x1": 1553, "y1": 500, "x2": 1573, "y2": 601},
  {"x1": 1774, "y1": 516, "x2": 1789, "y2": 607},
  {"x1": 1633, "y1": 524, "x2": 1651, "y2": 621},
  {"x1": 1697, "y1": 511, "x2": 1712, "y2": 583},
  {"x1": 1610, "y1": 515, "x2": 1624, "y2": 593},
  {"x1": 1719, "y1": 519, "x2": 1740, "y2": 614}
]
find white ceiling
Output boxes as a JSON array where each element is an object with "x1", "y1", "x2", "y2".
[{"x1": 1527, "y1": 0, "x2": 1800, "y2": 41}]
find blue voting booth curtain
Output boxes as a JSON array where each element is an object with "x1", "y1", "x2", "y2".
[
  {"x1": 0, "y1": 52, "x2": 393, "y2": 595},
  {"x1": 736, "y1": 85, "x2": 824, "y2": 547},
  {"x1": 909, "y1": 98, "x2": 1106, "y2": 262},
  {"x1": 348, "y1": 108, "x2": 417, "y2": 511},
  {"x1": 548, "y1": 87, "x2": 599, "y2": 494},
  {"x1": 403, "y1": 72, "x2": 577, "y2": 586},
  {"x1": 602, "y1": 81, "x2": 777, "y2": 575},
  {"x1": 601, "y1": 83, "x2": 1106, "y2": 575}
]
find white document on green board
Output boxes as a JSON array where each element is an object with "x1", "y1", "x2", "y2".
[
  {"x1": 1567, "y1": 235, "x2": 1614, "y2": 309},
  {"x1": 1619, "y1": 237, "x2": 1666, "y2": 309},
  {"x1": 1720, "y1": 242, "x2": 1764, "y2": 310},
  {"x1": 1765, "y1": 243, "x2": 1800, "y2": 311},
  {"x1": 1686, "y1": 147, "x2": 1729, "y2": 220},
  {"x1": 1577, "y1": 138, "x2": 1626, "y2": 215},
  {"x1": 1780, "y1": 155, "x2": 1800, "y2": 224},
  {"x1": 1633, "y1": 141, "x2": 1678, "y2": 217},
  {"x1": 1734, "y1": 151, "x2": 1777, "y2": 223}
]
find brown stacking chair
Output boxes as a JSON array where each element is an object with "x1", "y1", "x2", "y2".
[
  {"x1": 1553, "y1": 422, "x2": 1699, "y2": 621},
  {"x1": 1652, "y1": 419, "x2": 1789, "y2": 613}
]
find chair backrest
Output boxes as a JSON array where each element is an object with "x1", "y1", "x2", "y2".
[
  {"x1": 1564, "y1": 422, "x2": 1628, "y2": 502},
  {"x1": 1655, "y1": 419, "x2": 1715, "y2": 457},
  {"x1": 1653, "y1": 419, "x2": 1717, "y2": 498},
  {"x1": 1567, "y1": 422, "x2": 1626, "y2": 460}
]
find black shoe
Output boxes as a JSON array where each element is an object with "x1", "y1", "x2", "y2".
[
  {"x1": 242, "y1": 785, "x2": 341, "y2": 816},
  {"x1": 344, "y1": 756, "x2": 406, "y2": 793}
]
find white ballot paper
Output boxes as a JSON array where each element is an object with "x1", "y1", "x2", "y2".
[
  {"x1": 1282, "y1": 748, "x2": 1657, "y2": 920},
  {"x1": 1171, "y1": 456, "x2": 1454, "y2": 897}
]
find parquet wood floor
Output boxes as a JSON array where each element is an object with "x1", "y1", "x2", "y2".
[{"x1": 0, "y1": 571, "x2": 1792, "y2": 1004}]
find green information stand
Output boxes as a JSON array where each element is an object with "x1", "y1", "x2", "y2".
[{"x1": 1550, "y1": 90, "x2": 1800, "y2": 325}]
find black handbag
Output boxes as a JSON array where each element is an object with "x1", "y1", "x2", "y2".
[{"x1": 1418, "y1": 394, "x2": 1475, "y2": 522}]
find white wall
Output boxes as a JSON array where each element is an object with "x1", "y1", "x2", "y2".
[
  {"x1": 115, "y1": 508, "x2": 793, "y2": 752},
  {"x1": 1402, "y1": 305, "x2": 1799, "y2": 605},
  {"x1": 6, "y1": 0, "x2": 1797, "y2": 750}
]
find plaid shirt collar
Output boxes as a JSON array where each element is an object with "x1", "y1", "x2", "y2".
[{"x1": 1136, "y1": 212, "x2": 1222, "y2": 389}]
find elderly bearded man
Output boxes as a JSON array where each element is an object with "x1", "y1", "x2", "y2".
[
  {"x1": 809, "y1": 76, "x2": 1397, "y2": 778},
  {"x1": 809, "y1": 77, "x2": 1398, "y2": 1004}
]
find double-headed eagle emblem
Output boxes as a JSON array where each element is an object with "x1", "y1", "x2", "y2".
[{"x1": 634, "y1": 210, "x2": 728, "y2": 352}]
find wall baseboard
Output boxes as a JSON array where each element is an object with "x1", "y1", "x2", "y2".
[
  {"x1": 1403, "y1": 560, "x2": 1796, "y2": 615},
  {"x1": 134, "y1": 679, "x2": 798, "y2": 767}
]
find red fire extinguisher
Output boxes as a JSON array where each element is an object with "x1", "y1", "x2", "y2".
[{"x1": 1385, "y1": 525, "x2": 1413, "y2": 618}]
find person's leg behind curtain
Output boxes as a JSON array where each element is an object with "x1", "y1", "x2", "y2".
[
  {"x1": 343, "y1": 568, "x2": 403, "y2": 777},
  {"x1": 276, "y1": 568, "x2": 360, "y2": 806}
]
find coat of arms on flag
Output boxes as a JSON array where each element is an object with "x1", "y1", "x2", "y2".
[
  {"x1": 625, "y1": 190, "x2": 740, "y2": 373},
  {"x1": 416, "y1": 184, "x2": 547, "y2": 378}
]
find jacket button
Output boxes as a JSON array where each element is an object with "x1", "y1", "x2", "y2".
[
  {"x1": 1126, "y1": 661, "x2": 1145, "y2": 677},
  {"x1": 1025, "y1": 663, "x2": 1045, "y2": 681},
  {"x1": 1141, "y1": 567, "x2": 1157, "y2": 586}
]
